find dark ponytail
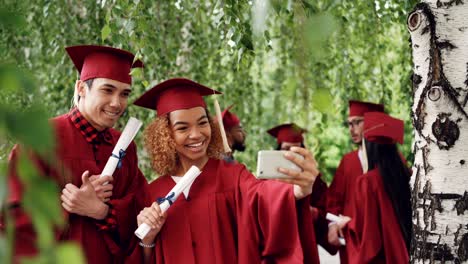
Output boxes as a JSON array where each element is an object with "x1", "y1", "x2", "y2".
[{"x1": 365, "y1": 140, "x2": 412, "y2": 251}]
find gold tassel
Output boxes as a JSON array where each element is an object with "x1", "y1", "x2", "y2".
[{"x1": 213, "y1": 95, "x2": 232, "y2": 153}]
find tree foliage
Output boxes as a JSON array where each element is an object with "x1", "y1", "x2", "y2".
[
  {"x1": 1, "y1": 0, "x2": 417, "y2": 261},
  {"x1": 1, "y1": 0, "x2": 417, "y2": 180}
]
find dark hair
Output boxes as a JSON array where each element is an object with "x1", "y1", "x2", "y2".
[
  {"x1": 73, "y1": 78, "x2": 95, "y2": 107},
  {"x1": 275, "y1": 142, "x2": 305, "y2": 150},
  {"x1": 85, "y1": 78, "x2": 94, "y2": 89},
  {"x1": 365, "y1": 140, "x2": 412, "y2": 251}
]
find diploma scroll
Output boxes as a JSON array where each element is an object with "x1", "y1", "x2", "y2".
[
  {"x1": 326, "y1": 212, "x2": 341, "y2": 223},
  {"x1": 326, "y1": 213, "x2": 347, "y2": 246},
  {"x1": 134, "y1": 165, "x2": 201, "y2": 240},
  {"x1": 101, "y1": 117, "x2": 143, "y2": 178}
]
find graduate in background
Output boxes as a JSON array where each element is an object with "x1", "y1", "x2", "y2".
[
  {"x1": 267, "y1": 123, "x2": 306, "y2": 151},
  {"x1": 344, "y1": 112, "x2": 411, "y2": 263},
  {"x1": 2, "y1": 45, "x2": 147, "y2": 263},
  {"x1": 130, "y1": 78, "x2": 321, "y2": 263},
  {"x1": 220, "y1": 105, "x2": 246, "y2": 163},
  {"x1": 326, "y1": 100, "x2": 385, "y2": 264},
  {"x1": 268, "y1": 123, "x2": 338, "y2": 259}
]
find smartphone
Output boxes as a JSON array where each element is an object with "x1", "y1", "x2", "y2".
[{"x1": 256, "y1": 150, "x2": 304, "y2": 179}]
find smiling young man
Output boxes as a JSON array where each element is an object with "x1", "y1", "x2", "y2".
[
  {"x1": 326, "y1": 100, "x2": 384, "y2": 264},
  {"x1": 3, "y1": 45, "x2": 148, "y2": 263}
]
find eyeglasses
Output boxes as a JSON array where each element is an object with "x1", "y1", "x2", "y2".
[{"x1": 344, "y1": 119, "x2": 363, "y2": 128}]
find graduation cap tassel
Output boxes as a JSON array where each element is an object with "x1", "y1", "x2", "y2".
[
  {"x1": 213, "y1": 95, "x2": 232, "y2": 153},
  {"x1": 361, "y1": 137, "x2": 368, "y2": 173}
]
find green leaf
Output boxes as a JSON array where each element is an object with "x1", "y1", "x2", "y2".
[
  {"x1": 101, "y1": 24, "x2": 111, "y2": 41},
  {"x1": 17, "y1": 153, "x2": 38, "y2": 183},
  {"x1": 305, "y1": 12, "x2": 339, "y2": 59},
  {"x1": 0, "y1": 236, "x2": 8, "y2": 264},
  {"x1": 17, "y1": 154, "x2": 64, "y2": 225},
  {"x1": 55, "y1": 242, "x2": 85, "y2": 264},
  {"x1": 129, "y1": 67, "x2": 142, "y2": 78},
  {"x1": 0, "y1": 8, "x2": 25, "y2": 29},
  {"x1": 0, "y1": 65, "x2": 36, "y2": 95},
  {"x1": 237, "y1": 47, "x2": 244, "y2": 64},
  {"x1": 311, "y1": 88, "x2": 333, "y2": 113},
  {"x1": 0, "y1": 161, "x2": 7, "y2": 208},
  {"x1": 28, "y1": 186, "x2": 63, "y2": 228},
  {"x1": 105, "y1": 10, "x2": 112, "y2": 24},
  {"x1": 4, "y1": 105, "x2": 54, "y2": 155},
  {"x1": 264, "y1": 30, "x2": 271, "y2": 42},
  {"x1": 22, "y1": 180, "x2": 64, "y2": 248}
]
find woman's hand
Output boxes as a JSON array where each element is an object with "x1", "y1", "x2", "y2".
[
  {"x1": 328, "y1": 215, "x2": 351, "y2": 246},
  {"x1": 277, "y1": 146, "x2": 320, "y2": 200},
  {"x1": 137, "y1": 202, "x2": 167, "y2": 244}
]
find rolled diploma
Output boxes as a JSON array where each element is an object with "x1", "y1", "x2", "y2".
[
  {"x1": 326, "y1": 212, "x2": 341, "y2": 223},
  {"x1": 134, "y1": 165, "x2": 201, "y2": 240},
  {"x1": 101, "y1": 117, "x2": 143, "y2": 177},
  {"x1": 326, "y1": 213, "x2": 346, "y2": 246}
]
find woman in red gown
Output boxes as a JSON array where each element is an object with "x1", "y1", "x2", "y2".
[
  {"x1": 128, "y1": 78, "x2": 322, "y2": 264},
  {"x1": 345, "y1": 112, "x2": 412, "y2": 263}
]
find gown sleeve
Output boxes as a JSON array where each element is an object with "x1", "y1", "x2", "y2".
[
  {"x1": 239, "y1": 165, "x2": 316, "y2": 264},
  {"x1": 347, "y1": 176, "x2": 383, "y2": 263},
  {"x1": 326, "y1": 157, "x2": 347, "y2": 216}
]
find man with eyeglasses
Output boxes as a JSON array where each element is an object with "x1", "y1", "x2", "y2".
[{"x1": 326, "y1": 100, "x2": 384, "y2": 264}]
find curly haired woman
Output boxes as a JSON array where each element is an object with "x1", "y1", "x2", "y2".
[{"x1": 129, "y1": 78, "x2": 321, "y2": 264}]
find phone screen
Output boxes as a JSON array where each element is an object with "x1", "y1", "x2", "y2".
[{"x1": 256, "y1": 150, "x2": 303, "y2": 179}]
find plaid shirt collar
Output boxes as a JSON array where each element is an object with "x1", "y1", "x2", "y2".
[{"x1": 69, "y1": 107, "x2": 113, "y2": 145}]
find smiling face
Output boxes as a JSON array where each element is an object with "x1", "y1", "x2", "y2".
[
  {"x1": 169, "y1": 107, "x2": 212, "y2": 167},
  {"x1": 77, "y1": 78, "x2": 131, "y2": 131}
]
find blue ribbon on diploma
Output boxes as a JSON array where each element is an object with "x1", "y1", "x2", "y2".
[
  {"x1": 157, "y1": 192, "x2": 176, "y2": 205},
  {"x1": 111, "y1": 149, "x2": 126, "y2": 169}
]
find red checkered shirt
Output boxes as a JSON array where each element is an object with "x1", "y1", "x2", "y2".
[{"x1": 69, "y1": 107, "x2": 117, "y2": 231}]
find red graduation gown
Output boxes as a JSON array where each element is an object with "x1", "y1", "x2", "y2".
[
  {"x1": 129, "y1": 158, "x2": 318, "y2": 263},
  {"x1": 326, "y1": 150, "x2": 363, "y2": 263},
  {"x1": 2, "y1": 113, "x2": 147, "y2": 263},
  {"x1": 309, "y1": 176, "x2": 337, "y2": 256},
  {"x1": 346, "y1": 169, "x2": 409, "y2": 264}
]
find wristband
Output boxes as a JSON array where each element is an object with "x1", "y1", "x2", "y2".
[{"x1": 139, "y1": 241, "x2": 155, "y2": 248}]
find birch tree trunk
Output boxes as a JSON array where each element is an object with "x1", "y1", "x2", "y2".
[{"x1": 408, "y1": 0, "x2": 468, "y2": 263}]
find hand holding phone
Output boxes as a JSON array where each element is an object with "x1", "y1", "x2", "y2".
[{"x1": 256, "y1": 150, "x2": 304, "y2": 179}]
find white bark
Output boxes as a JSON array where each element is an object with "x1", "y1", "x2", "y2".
[{"x1": 408, "y1": 0, "x2": 468, "y2": 263}]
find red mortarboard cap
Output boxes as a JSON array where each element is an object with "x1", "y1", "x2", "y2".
[
  {"x1": 66, "y1": 45, "x2": 143, "y2": 85},
  {"x1": 134, "y1": 78, "x2": 221, "y2": 116},
  {"x1": 267, "y1": 123, "x2": 306, "y2": 144},
  {"x1": 349, "y1": 100, "x2": 384, "y2": 117},
  {"x1": 363, "y1": 112, "x2": 404, "y2": 144},
  {"x1": 222, "y1": 105, "x2": 241, "y2": 129}
]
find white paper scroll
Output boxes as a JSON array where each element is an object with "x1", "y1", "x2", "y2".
[
  {"x1": 101, "y1": 117, "x2": 143, "y2": 178},
  {"x1": 326, "y1": 213, "x2": 347, "y2": 246},
  {"x1": 134, "y1": 165, "x2": 201, "y2": 240}
]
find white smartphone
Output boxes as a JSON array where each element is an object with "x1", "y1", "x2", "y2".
[{"x1": 256, "y1": 150, "x2": 304, "y2": 179}]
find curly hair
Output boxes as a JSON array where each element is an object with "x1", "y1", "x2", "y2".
[{"x1": 144, "y1": 109, "x2": 224, "y2": 176}]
